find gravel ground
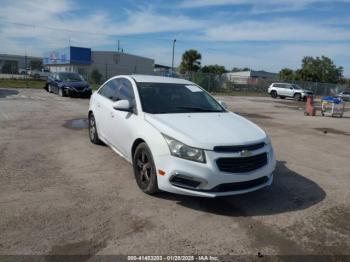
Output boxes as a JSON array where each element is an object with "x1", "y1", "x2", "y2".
[{"x1": 0, "y1": 88, "x2": 349, "y2": 259}]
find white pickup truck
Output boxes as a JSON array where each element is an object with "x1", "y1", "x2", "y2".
[{"x1": 28, "y1": 68, "x2": 51, "y2": 80}]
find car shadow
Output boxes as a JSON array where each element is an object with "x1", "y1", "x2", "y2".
[
  {"x1": 0, "y1": 89, "x2": 19, "y2": 98},
  {"x1": 152, "y1": 161, "x2": 326, "y2": 217}
]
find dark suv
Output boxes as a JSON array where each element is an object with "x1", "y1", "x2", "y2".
[{"x1": 45, "y1": 72, "x2": 92, "y2": 98}]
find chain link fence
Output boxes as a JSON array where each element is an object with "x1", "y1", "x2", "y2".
[{"x1": 172, "y1": 71, "x2": 349, "y2": 97}]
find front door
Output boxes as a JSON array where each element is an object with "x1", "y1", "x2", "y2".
[{"x1": 107, "y1": 78, "x2": 138, "y2": 159}]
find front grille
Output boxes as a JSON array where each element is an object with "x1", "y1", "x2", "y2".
[
  {"x1": 206, "y1": 176, "x2": 269, "y2": 192},
  {"x1": 213, "y1": 142, "x2": 265, "y2": 153},
  {"x1": 216, "y1": 153, "x2": 268, "y2": 173}
]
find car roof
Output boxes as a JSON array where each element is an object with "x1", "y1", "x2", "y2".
[{"x1": 127, "y1": 74, "x2": 193, "y2": 84}]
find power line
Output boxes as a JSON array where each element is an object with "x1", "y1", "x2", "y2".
[{"x1": 0, "y1": 18, "x2": 179, "y2": 43}]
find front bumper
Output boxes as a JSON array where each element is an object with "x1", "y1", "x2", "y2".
[
  {"x1": 301, "y1": 92, "x2": 313, "y2": 98},
  {"x1": 155, "y1": 145, "x2": 276, "y2": 197},
  {"x1": 64, "y1": 87, "x2": 92, "y2": 97}
]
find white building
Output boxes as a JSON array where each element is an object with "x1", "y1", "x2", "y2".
[
  {"x1": 223, "y1": 70, "x2": 278, "y2": 85},
  {"x1": 43, "y1": 46, "x2": 154, "y2": 81}
]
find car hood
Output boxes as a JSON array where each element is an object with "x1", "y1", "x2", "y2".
[
  {"x1": 145, "y1": 112, "x2": 267, "y2": 150},
  {"x1": 62, "y1": 81, "x2": 88, "y2": 88}
]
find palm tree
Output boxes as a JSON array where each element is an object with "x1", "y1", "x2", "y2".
[{"x1": 180, "y1": 49, "x2": 202, "y2": 73}]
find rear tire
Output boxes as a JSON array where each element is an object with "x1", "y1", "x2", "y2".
[
  {"x1": 270, "y1": 91, "x2": 277, "y2": 98},
  {"x1": 133, "y1": 143, "x2": 159, "y2": 194},
  {"x1": 88, "y1": 113, "x2": 102, "y2": 145},
  {"x1": 48, "y1": 85, "x2": 52, "y2": 93}
]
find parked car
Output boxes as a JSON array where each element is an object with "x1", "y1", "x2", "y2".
[
  {"x1": 336, "y1": 91, "x2": 350, "y2": 102},
  {"x1": 268, "y1": 83, "x2": 313, "y2": 101},
  {"x1": 28, "y1": 68, "x2": 51, "y2": 80},
  {"x1": 88, "y1": 75, "x2": 276, "y2": 197},
  {"x1": 46, "y1": 72, "x2": 92, "y2": 98},
  {"x1": 18, "y1": 68, "x2": 29, "y2": 75}
]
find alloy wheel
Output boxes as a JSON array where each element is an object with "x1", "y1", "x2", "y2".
[
  {"x1": 89, "y1": 116, "x2": 96, "y2": 141},
  {"x1": 136, "y1": 151, "x2": 152, "y2": 187}
]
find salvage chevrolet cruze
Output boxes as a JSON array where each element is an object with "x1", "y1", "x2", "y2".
[{"x1": 88, "y1": 75, "x2": 276, "y2": 197}]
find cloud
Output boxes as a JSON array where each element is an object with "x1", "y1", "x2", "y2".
[
  {"x1": 202, "y1": 19, "x2": 350, "y2": 41},
  {"x1": 179, "y1": 0, "x2": 350, "y2": 9},
  {"x1": 199, "y1": 43, "x2": 350, "y2": 74},
  {"x1": 0, "y1": 0, "x2": 349, "y2": 75},
  {"x1": 0, "y1": 0, "x2": 205, "y2": 56}
]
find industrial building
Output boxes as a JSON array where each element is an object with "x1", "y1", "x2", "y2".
[
  {"x1": 43, "y1": 46, "x2": 154, "y2": 81},
  {"x1": 223, "y1": 70, "x2": 278, "y2": 84},
  {"x1": 0, "y1": 54, "x2": 42, "y2": 74}
]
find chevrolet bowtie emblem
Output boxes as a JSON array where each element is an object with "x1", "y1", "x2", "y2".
[{"x1": 240, "y1": 150, "x2": 252, "y2": 157}]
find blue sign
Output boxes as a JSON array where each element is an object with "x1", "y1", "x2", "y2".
[{"x1": 43, "y1": 46, "x2": 91, "y2": 65}]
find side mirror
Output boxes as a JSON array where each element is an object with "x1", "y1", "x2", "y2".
[
  {"x1": 113, "y1": 100, "x2": 133, "y2": 112},
  {"x1": 219, "y1": 100, "x2": 229, "y2": 110}
]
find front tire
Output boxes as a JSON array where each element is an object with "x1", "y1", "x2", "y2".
[
  {"x1": 58, "y1": 88, "x2": 65, "y2": 97},
  {"x1": 133, "y1": 143, "x2": 159, "y2": 194},
  {"x1": 88, "y1": 113, "x2": 102, "y2": 144},
  {"x1": 294, "y1": 93, "x2": 301, "y2": 101}
]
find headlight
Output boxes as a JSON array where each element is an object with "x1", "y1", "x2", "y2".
[
  {"x1": 265, "y1": 135, "x2": 272, "y2": 146},
  {"x1": 163, "y1": 135, "x2": 206, "y2": 163},
  {"x1": 63, "y1": 86, "x2": 71, "y2": 89}
]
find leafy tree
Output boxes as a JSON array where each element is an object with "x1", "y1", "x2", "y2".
[
  {"x1": 29, "y1": 59, "x2": 43, "y2": 70},
  {"x1": 297, "y1": 56, "x2": 343, "y2": 83},
  {"x1": 180, "y1": 49, "x2": 202, "y2": 73},
  {"x1": 279, "y1": 68, "x2": 294, "y2": 81},
  {"x1": 90, "y1": 69, "x2": 102, "y2": 84},
  {"x1": 231, "y1": 67, "x2": 250, "y2": 72},
  {"x1": 201, "y1": 64, "x2": 227, "y2": 74}
]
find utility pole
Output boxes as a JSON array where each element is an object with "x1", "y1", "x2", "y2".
[
  {"x1": 117, "y1": 40, "x2": 120, "y2": 52},
  {"x1": 171, "y1": 39, "x2": 176, "y2": 75},
  {"x1": 25, "y1": 48, "x2": 28, "y2": 88}
]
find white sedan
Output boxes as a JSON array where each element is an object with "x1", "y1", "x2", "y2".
[{"x1": 88, "y1": 75, "x2": 276, "y2": 197}]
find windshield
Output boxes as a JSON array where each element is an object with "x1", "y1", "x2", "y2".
[
  {"x1": 136, "y1": 82, "x2": 226, "y2": 114},
  {"x1": 59, "y1": 73, "x2": 84, "y2": 82}
]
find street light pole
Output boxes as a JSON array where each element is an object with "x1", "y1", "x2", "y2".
[{"x1": 171, "y1": 39, "x2": 176, "y2": 75}]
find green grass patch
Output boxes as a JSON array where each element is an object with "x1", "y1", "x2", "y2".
[{"x1": 0, "y1": 79, "x2": 46, "y2": 89}]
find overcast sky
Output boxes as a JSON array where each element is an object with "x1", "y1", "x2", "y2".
[{"x1": 0, "y1": 0, "x2": 350, "y2": 76}]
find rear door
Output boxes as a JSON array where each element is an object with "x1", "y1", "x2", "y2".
[{"x1": 277, "y1": 84, "x2": 291, "y2": 96}]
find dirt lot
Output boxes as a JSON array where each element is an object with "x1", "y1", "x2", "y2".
[{"x1": 0, "y1": 88, "x2": 350, "y2": 259}]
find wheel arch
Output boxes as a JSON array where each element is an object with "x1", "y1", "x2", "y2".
[{"x1": 131, "y1": 138, "x2": 146, "y2": 158}]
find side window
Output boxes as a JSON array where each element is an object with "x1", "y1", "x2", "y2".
[
  {"x1": 118, "y1": 79, "x2": 135, "y2": 101},
  {"x1": 279, "y1": 84, "x2": 287, "y2": 89},
  {"x1": 98, "y1": 80, "x2": 119, "y2": 101}
]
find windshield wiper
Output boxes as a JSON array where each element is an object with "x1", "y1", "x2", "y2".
[{"x1": 176, "y1": 106, "x2": 222, "y2": 112}]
